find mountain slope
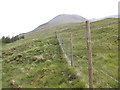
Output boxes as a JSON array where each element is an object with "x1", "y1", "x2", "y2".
[
  {"x1": 48, "y1": 14, "x2": 86, "y2": 25},
  {"x1": 2, "y1": 18, "x2": 118, "y2": 88},
  {"x1": 31, "y1": 14, "x2": 86, "y2": 32}
]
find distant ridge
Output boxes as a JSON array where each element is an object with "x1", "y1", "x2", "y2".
[{"x1": 89, "y1": 15, "x2": 118, "y2": 22}]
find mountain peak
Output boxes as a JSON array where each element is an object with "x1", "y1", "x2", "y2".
[
  {"x1": 49, "y1": 14, "x2": 86, "y2": 25},
  {"x1": 33, "y1": 14, "x2": 86, "y2": 31}
]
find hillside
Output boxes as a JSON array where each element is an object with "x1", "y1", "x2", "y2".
[{"x1": 1, "y1": 18, "x2": 118, "y2": 88}]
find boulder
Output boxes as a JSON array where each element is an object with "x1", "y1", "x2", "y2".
[
  {"x1": 0, "y1": 56, "x2": 2, "y2": 58},
  {"x1": 33, "y1": 56, "x2": 44, "y2": 61}
]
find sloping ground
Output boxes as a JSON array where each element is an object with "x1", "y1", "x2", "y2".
[
  {"x1": 57, "y1": 18, "x2": 118, "y2": 88},
  {"x1": 2, "y1": 18, "x2": 118, "y2": 88},
  {"x1": 2, "y1": 36, "x2": 87, "y2": 88}
]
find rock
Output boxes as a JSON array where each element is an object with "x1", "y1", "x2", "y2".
[
  {"x1": 14, "y1": 54, "x2": 22, "y2": 60},
  {"x1": 3, "y1": 52, "x2": 13, "y2": 56},
  {"x1": 17, "y1": 85, "x2": 23, "y2": 88},
  {"x1": 69, "y1": 81, "x2": 72, "y2": 84},
  {"x1": 0, "y1": 56, "x2": 2, "y2": 58},
  {"x1": 61, "y1": 72, "x2": 65, "y2": 76},
  {"x1": 33, "y1": 56, "x2": 44, "y2": 61},
  {"x1": 17, "y1": 54, "x2": 22, "y2": 58},
  {"x1": 11, "y1": 48, "x2": 16, "y2": 50},
  {"x1": 10, "y1": 80, "x2": 15, "y2": 85},
  {"x1": 68, "y1": 75, "x2": 76, "y2": 81}
]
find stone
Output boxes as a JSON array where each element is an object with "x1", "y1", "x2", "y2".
[{"x1": 33, "y1": 56, "x2": 44, "y2": 61}]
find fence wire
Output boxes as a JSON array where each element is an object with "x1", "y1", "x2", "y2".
[{"x1": 56, "y1": 19, "x2": 119, "y2": 88}]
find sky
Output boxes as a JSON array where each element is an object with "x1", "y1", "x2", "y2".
[{"x1": 0, "y1": 0, "x2": 119, "y2": 37}]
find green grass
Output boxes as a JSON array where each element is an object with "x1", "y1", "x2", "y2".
[
  {"x1": 57, "y1": 18, "x2": 118, "y2": 88},
  {"x1": 2, "y1": 35, "x2": 87, "y2": 88},
  {"x1": 2, "y1": 18, "x2": 118, "y2": 88}
]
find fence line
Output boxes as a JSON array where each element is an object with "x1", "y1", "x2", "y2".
[
  {"x1": 56, "y1": 20, "x2": 118, "y2": 88},
  {"x1": 57, "y1": 34, "x2": 71, "y2": 66},
  {"x1": 93, "y1": 66, "x2": 120, "y2": 84},
  {"x1": 92, "y1": 21, "x2": 118, "y2": 32},
  {"x1": 57, "y1": 33, "x2": 83, "y2": 77},
  {"x1": 56, "y1": 32, "x2": 119, "y2": 88}
]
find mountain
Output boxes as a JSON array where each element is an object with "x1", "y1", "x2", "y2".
[
  {"x1": 48, "y1": 14, "x2": 86, "y2": 25},
  {"x1": 32, "y1": 14, "x2": 86, "y2": 31},
  {"x1": 30, "y1": 14, "x2": 118, "y2": 32},
  {"x1": 105, "y1": 15, "x2": 118, "y2": 18}
]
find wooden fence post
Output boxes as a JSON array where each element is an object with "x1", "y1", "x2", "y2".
[
  {"x1": 70, "y1": 32, "x2": 73, "y2": 67},
  {"x1": 86, "y1": 21, "x2": 93, "y2": 88}
]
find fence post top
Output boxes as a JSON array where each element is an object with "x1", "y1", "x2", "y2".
[{"x1": 86, "y1": 20, "x2": 89, "y2": 23}]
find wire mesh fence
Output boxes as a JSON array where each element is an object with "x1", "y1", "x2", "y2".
[{"x1": 56, "y1": 18, "x2": 119, "y2": 88}]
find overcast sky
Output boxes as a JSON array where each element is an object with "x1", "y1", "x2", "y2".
[{"x1": 0, "y1": 0, "x2": 119, "y2": 37}]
